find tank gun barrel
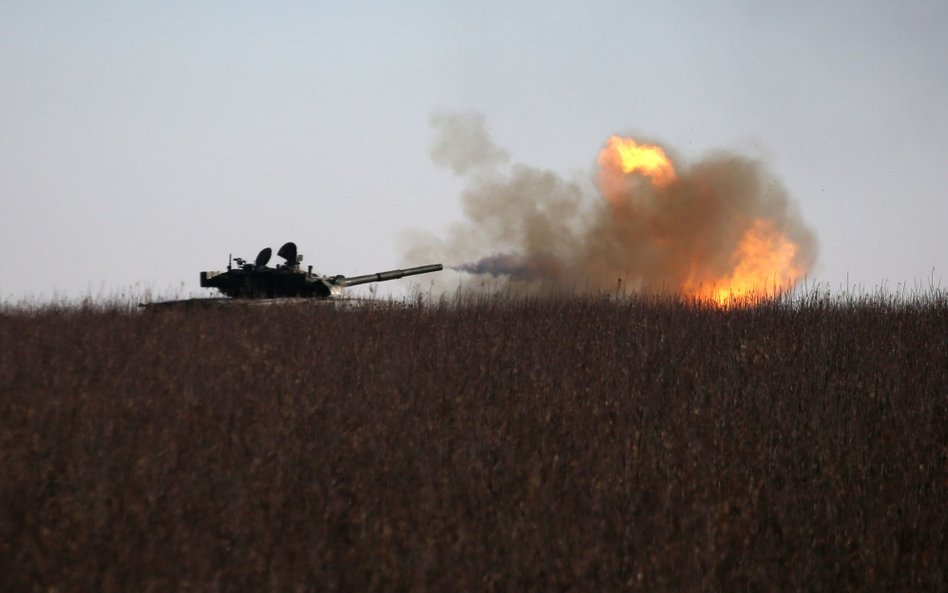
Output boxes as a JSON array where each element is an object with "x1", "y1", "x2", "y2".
[{"x1": 338, "y1": 264, "x2": 443, "y2": 287}]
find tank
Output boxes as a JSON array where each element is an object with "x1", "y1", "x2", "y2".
[{"x1": 199, "y1": 242, "x2": 443, "y2": 299}]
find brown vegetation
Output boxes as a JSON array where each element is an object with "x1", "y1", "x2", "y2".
[{"x1": 1, "y1": 293, "x2": 945, "y2": 592}]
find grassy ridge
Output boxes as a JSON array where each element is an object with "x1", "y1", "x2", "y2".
[{"x1": 1, "y1": 295, "x2": 946, "y2": 592}]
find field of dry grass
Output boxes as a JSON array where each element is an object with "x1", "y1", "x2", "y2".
[{"x1": 1, "y1": 293, "x2": 945, "y2": 592}]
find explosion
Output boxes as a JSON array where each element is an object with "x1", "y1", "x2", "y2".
[
  {"x1": 684, "y1": 219, "x2": 804, "y2": 306},
  {"x1": 595, "y1": 135, "x2": 809, "y2": 305},
  {"x1": 406, "y1": 113, "x2": 817, "y2": 306}
]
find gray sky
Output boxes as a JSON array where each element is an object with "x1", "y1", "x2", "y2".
[{"x1": 2, "y1": 1, "x2": 946, "y2": 300}]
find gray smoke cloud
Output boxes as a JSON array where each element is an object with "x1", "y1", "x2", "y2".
[
  {"x1": 428, "y1": 112, "x2": 510, "y2": 175},
  {"x1": 404, "y1": 112, "x2": 818, "y2": 299}
]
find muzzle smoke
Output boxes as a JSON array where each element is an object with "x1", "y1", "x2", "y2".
[{"x1": 403, "y1": 113, "x2": 817, "y2": 304}]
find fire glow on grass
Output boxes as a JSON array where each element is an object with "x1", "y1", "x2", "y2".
[
  {"x1": 687, "y1": 219, "x2": 803, "y2": 306},
  {"x1": 597, "y1": 135, "x2": 807, "y2": 306}
]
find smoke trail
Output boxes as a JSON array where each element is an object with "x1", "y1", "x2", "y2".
[{"x1": 406, "y1": 112, "x2": 818, "y2": 302}]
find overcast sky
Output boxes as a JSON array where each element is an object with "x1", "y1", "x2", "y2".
[{"x1": 2, "y1": 1, "x2": 946, "y2": 300}]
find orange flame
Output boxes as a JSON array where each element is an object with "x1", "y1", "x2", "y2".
[
  {"x1": 595, "y1": 134, "x2": 806, "y2": 306},
  {"x1": 598, "y1": 136, "x2": 676, "y2": 186},
  {"x1": 687, "y1": 218, "x2": 803, "y2": 306}
]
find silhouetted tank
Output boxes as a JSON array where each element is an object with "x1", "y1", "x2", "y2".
[{"x1": 200, "y1": 242, "x2": 442, "y2": 299}]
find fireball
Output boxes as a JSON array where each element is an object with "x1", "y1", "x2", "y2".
[
  {"x1": 687, "y1": 218, "x2": 803, "y2": 306},
  {"x1": 598, "y1": 136, "x2": 676, "y2": 186},
  {"x1": 597, "y1": 135, "x2": 808, "y2": 306}
]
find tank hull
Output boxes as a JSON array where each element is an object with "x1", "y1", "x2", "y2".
[
  {"x1": 141, "y1": 297, "x2": 396, "y2": 309},
  {"x1": 200, "y1": 269, "x2": 338, "y2": 299}
]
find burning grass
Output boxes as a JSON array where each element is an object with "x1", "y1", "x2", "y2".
[{"x1": 1, "y1": 292, "x2": 945, "y2": 592}]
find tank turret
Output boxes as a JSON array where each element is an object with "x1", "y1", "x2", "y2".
[{"x1": 199, "y1": 242, "x2": 442, "y2": 299}]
